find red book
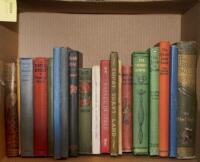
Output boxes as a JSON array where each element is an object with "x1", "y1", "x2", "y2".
[
  {"x1": 159, "y1": 41, "x2": 170, "y2": 157},
  {"x1": 122, "y1": 65, "x2": 132, "y2": 152},
  {"x1": 100, "y1": 60, "x2": 110, "y2": 153},
  {"x1": 33, "y1": 58, "x2": 48, "y2": 156}
]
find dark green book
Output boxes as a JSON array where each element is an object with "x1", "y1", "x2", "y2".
[
  {"x1": 79, "y1": 68, "x2": 92, "y2": 154},
  {"x1": 110, "y1": 52, "x2": 119, "y2": 156},
  {"x1": 48, "y1": 58, "x2": 54, "y2": 156},
  {"x1": 176, "y1": 41, "x2": 197, "y2": 159},
  {"x1": 149, "y1": 47, "x2": 159, "y2": 156},
  {"x1": 132, "y1": 51, "x2": 149, "y2": 155}
]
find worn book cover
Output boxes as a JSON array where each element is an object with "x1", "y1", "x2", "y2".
[
  {"x1": 20, "y1": 58, "x2": 33, "y2": 157},
  {"x1": 79, "y1": 68, "x2": 92, "y2": 154},
  {"x1": 122, "y1": 65, "x2": 132, "y2": 152},
  {"x1": 100, "y1": 60, "x2": 110, "y2": 154},
  {"x1": 5, "y1": 63, "x2": 19, "y2": 157},
  {"x1": 33, "y1": 58, "x2": 48, "y2": 157},
  {"x1": 132, "y1": 52, "x2": 149, "y2": 155},
  {"x1": 110, "y1": 52, "x2": 119, "y2": 156},
  {"x1": 169, "y1": 45, "x2": 178, "y2": 157},
  {"x1": 149, "y1": 47, "x2": 159, "y2": 156},
  {"x1": 92, "y1": 65, "x2": 100, "y2": 154},
  {"x1": 176, "y1": 41, "x2": 197, "y2": 159}
]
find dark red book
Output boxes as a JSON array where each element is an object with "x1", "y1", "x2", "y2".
[
  {"x1": 100, "y1": 60, "x2": 110, "y2": 153},
  {"x1": 122, "y1": 65, "x2": 132, "y2": 152},
  {"x1": 33, "y1": 58, "x2": 48, "y2": 156}
]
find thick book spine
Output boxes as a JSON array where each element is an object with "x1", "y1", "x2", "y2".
[
  {"x1": 48, "y1": 58, "x2": 54, "y2": 156},
  {"x1": 122, "y1": 65, "x2": 132, "y2": 153},
  {"x1": 110, "y1": 52, "x2": 119, "y2": 156},
  {"x1": 92, "y1": 65, "x2": 101, "y2": 154},
  {"x1": 61, "y1": 48, "x2": 69, "y2": 158},
  {"x1": 118, "y1": 60, "x2": 122, "y2": 155},
  {"x1": 100, "y1": 60, "x2": 110, "y2": 154},
  {"x1": 33, "y1": 58, "x2": 48, "y2": 157},
  {"x1": 132, "y1": 52, "x2": 149, "y2": 155},
  {"x1": 5, "y1": 63, "x2": 19, "y2": 157},
  {"x1": 53, "y1": 48, "x2": 62, "y2": 159},
  {"x1": 169, "y1": 45, "x2": 178, "y2": 157},
  {"x1": 79, "y1": 68, "x2": 92, "y2": 154},
  {"x1": 159, "y1": 41, "x2": 170, "y2": 157},
  {"x1": 69, "y1": 51, "x2": 83, "y2": 156},
  {"x1": 20, "y1": 58, "x2": 33, "y2": 157},
  {"x1": 176, "y1": 41, "x2": 197, "y2": 159},
  {"x1": 149, "y1": 47, "x2": 159, "y2": 156}
]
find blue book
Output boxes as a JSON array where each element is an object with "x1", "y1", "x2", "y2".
[
  {"x1": 169, "y1": 45, "x2": 178, "y2": 157},
  {"x1": 53, "y1": 48, "x2": 62, "y2": 159}
]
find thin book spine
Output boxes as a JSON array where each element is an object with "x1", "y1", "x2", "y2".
[
  {"x1": 92, "y1": 65, "x2": 101, "y2": 154},
  {"x1": 169, "y1": 45, "x2": 178, "y2": 157},
  {"x1": 149, "y1": 47, "x2": 159, "y2": 156}
]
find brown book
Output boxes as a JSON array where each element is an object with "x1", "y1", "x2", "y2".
[{"x1": 4, "y1": 63, "x2": 19, "y2": 157}]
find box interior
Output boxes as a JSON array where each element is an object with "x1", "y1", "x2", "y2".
[{"x1": 0, "y1": 1, "x2": 199, "y2": 162}]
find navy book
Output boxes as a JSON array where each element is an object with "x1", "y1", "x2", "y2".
[
  {"x1": 169, "y1": 45, "x2": 178, "y2": 157},
  {"x1": 53, "y1": 48, "x2": 62, "y2": 159}
]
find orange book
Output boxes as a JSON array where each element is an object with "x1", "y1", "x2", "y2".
[{"x1": 159, "y1": 41, "x2": 170, "y2": 157}]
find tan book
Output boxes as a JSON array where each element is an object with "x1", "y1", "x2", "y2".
[{"x1": 118, "y1": 60, "x2": 122, "y2": 155}]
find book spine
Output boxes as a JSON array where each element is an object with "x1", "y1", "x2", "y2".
[
  {"x1": 48, "y1": 58, "x2": 54, "y2": 156},
  {"x1": 100, "y1": 60, "x2": 110, "y2": 154},
  {"x1": 33, "y1": 58, "x2": 48, "y2": 157},
  {"x1": 176, "y1": 41, "x2": 197, "y2": 159},
  {"x1": 118, "y1": 60, "x2": 122, "y2": 155},
  {"x1": 5, "y1": 63, "x2": 19, "y2": 157},
  {"x1": 159, "y1": 41, "x2": 170, "y2": 157},
  {"x1": 69, "y1": 51, "x2": 83, "y2": 156},
  {"x1": 132, "y1": 52, "x2": 149, "y2": 155},
  {"x1": 92, "y1": 65, "x2": 101, "y2": 154},
  {"x1": 149, "y1": 47, "x2": 159, "y2": 156},
  {"x1": 169, "y1": 45, "x2": 178, "y2": 157},
  {"x1": 53, "y1": 48, "x2": 61, "y2": 159},
  {"x1": 79, "y1": 68, "x2": 92, "y2": 154},
  {"x1": 20, "y1": 58, "x2": 33, "y2": 157},
  {"x1": 61, "y1": 48, "x2": 69, "y2": 158},
  {"x1": 110, "y1": 52, "x2": 118, "y2": 156},
  {"x1": 122, "y1": 65, "x2": 132, "y2": 152}
]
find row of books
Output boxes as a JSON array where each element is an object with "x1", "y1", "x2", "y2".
[{"x1": 2, "y1": 41, "x2": 197, "y2": 160}]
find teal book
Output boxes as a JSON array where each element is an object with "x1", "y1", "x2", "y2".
[
  {"x1": 149, "y1": 47, "x2": 159, "y2": 156},
  {"x1": 132, "y1": 51, "x2": 149, "y2": 155}
]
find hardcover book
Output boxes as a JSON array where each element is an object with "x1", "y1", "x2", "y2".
[
  {"x1": 132, "y1": 52, "x2": 149, "y2": 155},
  {"x1": 169, "y1": 45, "x2": 178, "y2": 157},
  {"x1": 122, "y1": 65, "x2": 132, "y2": 152},
  {"x1": 100, "y1": 60, "x2": 110, "y2": 154},
  {"x1": 176, "y1": 41, "x2": 197, "y2": 159},
  {"x1": 159, "y1": 41, "x2": 170, "y2": 157},
  {"x1": 48, "y1": 58, "x2": 54, "y2": 156},
  {"x1": 33, "y1": 58, "x2": 48, "y2": 157},
  {"x1": 69, "y1": 50, "x2": 83, "y2": 156},
  {"x1": 110, "y1": 52, "x2": 119, "y2": 156},
  {"x1": 149, "y1": 47, "x2": 159, "y2": 156},
  {"x1": 20, "y1": 58, "x2": 33, "y2": 157},
  {"x1": 92, "y1": 65, "x2": 101, "y2": 154},
  {"x1": 79, "y1": 68, "x2": 92, "y2": 154},
  {"x1": 118, "y1": 60, "x2": 122, "y2": 155},
  {"x1": 5, "y1": 63, "x2": 19, "y2": 157}
]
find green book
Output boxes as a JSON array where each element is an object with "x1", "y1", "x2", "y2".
[
  {"x1": 132, "y1": 51, "x2": 149, "y2": 155},
  {"x1": 176, "y1": 41, "x2": 197, "y2": 159},
  {"x1": 48, "y1": 58, "x2": 54, "y2": 156},
  {"x1": 149, "y1": 47, "x2": 159, "y2": 156},
  {"x1": 79, "y1": 68, "x2": 92, "y2": 154},
  {"x1": 110, "y1": 52, "x2": 119, "y2": 156}
]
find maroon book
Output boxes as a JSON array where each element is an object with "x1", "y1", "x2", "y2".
[
  {"x1": 122, "y1": 65, "x2": 132, "y2": 152},
  {"x1": 100, "y1": 60, "x2": 110, "y2": 153},
  {"x1": 33, "y1": 58, "x2": 48, "y2": 156}
]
